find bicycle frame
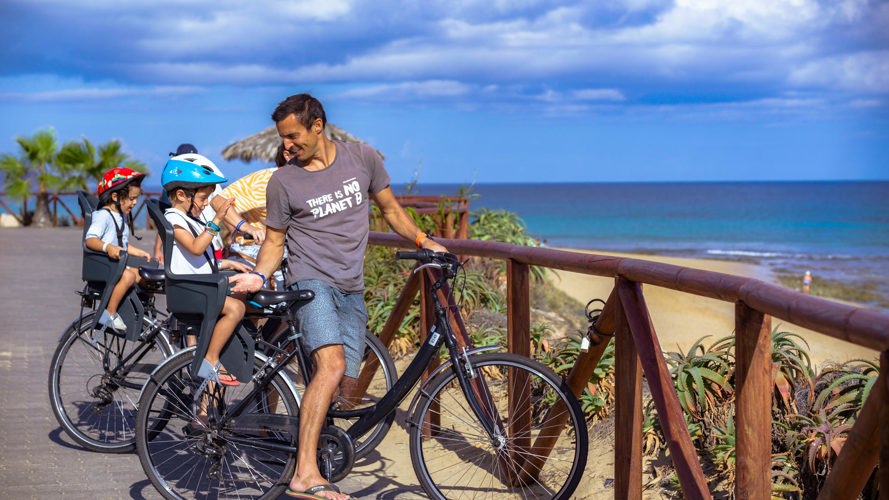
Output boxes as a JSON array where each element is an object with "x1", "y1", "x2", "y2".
[{"x1": 212, "y1": 263, "x2": 506, "y2": 459}]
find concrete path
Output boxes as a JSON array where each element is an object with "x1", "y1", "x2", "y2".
[{"x1": 0, "y1": 227, "x2": 426, "y2": 499}]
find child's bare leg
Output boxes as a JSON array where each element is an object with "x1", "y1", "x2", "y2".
[
  {"x1": 106, "y1": 268, "x2": 137, "y2": 315},
  {"x1": 204, "y1": 297, "x2": 245, "y2": 366}
]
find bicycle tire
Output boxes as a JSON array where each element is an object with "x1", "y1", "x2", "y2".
[
  {"x1": 48, "y1": 312, "x2": 174, "y2": 452},
  {"x1": 136, "y1": 350, "x2": 298, "y2": 500},
  {"x1": 408, "y1": 352, "x2": 588, "y2": 499}
]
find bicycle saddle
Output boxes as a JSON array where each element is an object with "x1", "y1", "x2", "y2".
[
  {"x1": 139, "y1": 267, "x2": 166, "y2": 282},
  {"x1": 249, "y1": 289, "x2": 314, "y2": 308}
]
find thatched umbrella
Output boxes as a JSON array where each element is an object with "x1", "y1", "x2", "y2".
[{"x1": 221, "y1": 123, "x2": 383, "y2": 163}]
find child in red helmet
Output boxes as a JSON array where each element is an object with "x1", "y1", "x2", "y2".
[{"x1": 84, "y1": 167, "x2": 153, "y2": 332}]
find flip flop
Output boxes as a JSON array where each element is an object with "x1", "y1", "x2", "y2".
[{"x1": 284, "y1": 483, "x2": 357, "y2": 499}]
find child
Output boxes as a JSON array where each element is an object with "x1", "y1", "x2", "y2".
[
  {"x1": 161, "y1": 156, "x2": 251, "y2": 386},
  {"x1": 84, "y1": 167, "x2": 152, "y2": 332}
]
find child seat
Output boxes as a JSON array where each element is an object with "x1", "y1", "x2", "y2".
[
  {"x1": 146, "y1": 199, "x2": 254, "y2": 382},
  {"x1": 77, "y1": 190, "x2": 146, "y2": 341}
]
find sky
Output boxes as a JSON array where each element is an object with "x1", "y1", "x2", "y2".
[{"x1": 1, "y1": 0, "x2": 887, "y2": 184}]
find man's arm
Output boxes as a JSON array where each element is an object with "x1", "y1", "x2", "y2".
[
  {"x1": 228, "y1": 226, "x2": 285, "y2": 293},
  {"x1": 372, "y1": 187, "x2": 448, "y2": 252},
  {"x1": 210, "y1": 195, "x2": 265, "y2": 243}
]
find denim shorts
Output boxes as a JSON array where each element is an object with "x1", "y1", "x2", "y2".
[{"x1": 289, "y1": 279, "x2": 366, "y2": 378}]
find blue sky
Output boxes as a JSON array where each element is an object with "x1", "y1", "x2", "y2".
[{"x1": 1, "y1": 0, "x2": 887, "y2": 184}]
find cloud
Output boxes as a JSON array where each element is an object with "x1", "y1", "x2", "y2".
[
  {"x1": 1, "y1": 0, "x2": 887, "y2": 114},
  {"x1": 788, "y1": 50, "x2": 889, "y2": 94},
  {"x1": 0, "y1": 74, "x2": 204, "y2": 102},
  {"x1": 339, "y1": 80, "x2": 474, "y2": 100},
  {"x1": 572, "y1": 88, "x2": 626, "y2": 101},
  {"x1": 0, "y1": 86, "x2": 202, "y2": 102}
]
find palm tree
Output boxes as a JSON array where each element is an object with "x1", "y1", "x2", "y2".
[
  {"x1": 57, "y1": 138, "x2": 147, "y2": 188},
  {"x1": 0, "y1": 129, "x2": 147, "y2": 227},
  {"x1": 0, "y1": 129, "x2": 59, "y2": 227}
]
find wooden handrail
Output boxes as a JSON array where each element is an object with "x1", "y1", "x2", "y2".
[
  {"x1": 369, "y1": 232, "x2": 889, "y2": 352},
  {"x1": 367, "y1": 230, "x2": 889, "y2": 498}
]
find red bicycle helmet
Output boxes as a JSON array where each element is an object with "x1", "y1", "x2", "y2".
[{"x1": 97, "y1": 167, "x2": 144, "y2": 199}]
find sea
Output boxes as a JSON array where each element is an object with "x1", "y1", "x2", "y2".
[{"x1": 396, "y1": 181, "x2": 889, "y2": 312}]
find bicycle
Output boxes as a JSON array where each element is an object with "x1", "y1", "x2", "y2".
[
  {"x1": 135, "y1": 246, "x2": 588, "y2": 499},
  {"x1": 48, "y1": 191, "x2": 177, "y2": 453}
]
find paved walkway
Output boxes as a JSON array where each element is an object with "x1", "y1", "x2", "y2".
[{"x1": 0, "y1": 228, "x2": 425, "y2": 499}]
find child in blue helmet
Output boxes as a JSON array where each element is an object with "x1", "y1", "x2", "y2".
[{"x1": 162, "y1": 155, "x2": 251, "y2": 386}]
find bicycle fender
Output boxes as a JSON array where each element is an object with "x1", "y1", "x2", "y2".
[
  {"x1": 58, "y1": 311, "x2": 97, "y2": 341},
  {"x1": 405, "y1": 345, "x2": 501, "y2": 415},
  {"x1": 138, "y1": 347, "x2": 197, "y2": 403}
]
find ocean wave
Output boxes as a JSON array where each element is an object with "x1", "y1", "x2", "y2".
[{"x1": 706, "y1": 249, "x2": 788, "y2": 258}]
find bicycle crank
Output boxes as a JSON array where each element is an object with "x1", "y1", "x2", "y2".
[{"x1": 318, "y1": 425, "x2": 354, "y2": 483}]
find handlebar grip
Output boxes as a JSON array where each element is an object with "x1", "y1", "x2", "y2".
[{"x1": 395, "y1": 249, "x2": 433, "y2": 261}]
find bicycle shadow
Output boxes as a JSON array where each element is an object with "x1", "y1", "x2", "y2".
[
  {"x1": 128, "y1": 479, "x2": 158, "y2": 500},
  {"x1": 48, "y1": 426, "x2": 94, "y2": 451}
]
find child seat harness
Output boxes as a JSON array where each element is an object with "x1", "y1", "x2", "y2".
[{"x1": 164, "y1": 209, "x2": 219, "y2": 273}]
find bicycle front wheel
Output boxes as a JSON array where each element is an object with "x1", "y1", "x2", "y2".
[
  {"x1": 408, "y1": 353, "x2": 588, "y2": 499},
  {"x1": 48, "y1": 313, "x2": 173, "y2": 452},
  {"x1": 136, "y1": 351, "x2": 298, "y2": 500}
]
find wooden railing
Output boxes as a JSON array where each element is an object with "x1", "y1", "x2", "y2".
[
  {"x1": 0, "y1": 191, "x2": 165, "y2": 228},
  {"x1": 367, "y1": 231, "x2": 889, "y2": 499}
]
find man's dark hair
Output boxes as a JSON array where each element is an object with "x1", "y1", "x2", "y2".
[{"x1": 271, "y1": 93, "x2": 327, "y2": 129}]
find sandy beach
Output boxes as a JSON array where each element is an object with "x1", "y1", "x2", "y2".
[{"x1": 548, "y1": 248, "x2": 880, "y2": 367}]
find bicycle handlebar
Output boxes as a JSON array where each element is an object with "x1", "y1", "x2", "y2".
[
  {"x1": 396, "y1": 250, "x2": 460, "y2": 277},
  {"x1": 395, "y1": 249, "x2": 458, "y2": 263}
]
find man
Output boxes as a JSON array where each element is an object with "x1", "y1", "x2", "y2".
[{"x1": 229, "y1": 93, "x2": 446, "y2": 500}]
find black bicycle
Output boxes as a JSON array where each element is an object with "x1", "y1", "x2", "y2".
[
  {"x1": 48, "y1": 191, "x2": 176, "y2": 453},
  {"x1": 135, "y1": 250, "x2": 587, "y2": 499}
]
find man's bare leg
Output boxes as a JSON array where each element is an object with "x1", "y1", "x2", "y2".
[{"x1": 288, "y1": 345, "x2": 352, "y2": 500}]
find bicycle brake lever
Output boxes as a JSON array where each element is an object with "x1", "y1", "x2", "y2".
[{"x1": 412, "y1": 262, "x2": 444, "y2": 274}]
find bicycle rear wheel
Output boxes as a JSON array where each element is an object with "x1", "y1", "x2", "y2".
[
  {"x1": 136, "y1": 351, "x2": 298, "y2": 500},
  {"x1": 408, "y1": 352, "x2": 588, "y2": 499},
  {"x1": 48, "y1": 312, "x2": 173, "y2": 452}
]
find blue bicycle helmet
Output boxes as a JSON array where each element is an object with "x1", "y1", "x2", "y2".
[{"x1": 161, "y1": 153, "x2": 228, "y2": 191}]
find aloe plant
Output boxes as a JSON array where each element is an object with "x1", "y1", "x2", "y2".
[
  {"x1": 711, "y1": 418, "x2": 736, "y2": 487},
  {"x1": 770, "y1": 452, "x2": 802, "y2": 499},
  {"x1": 665, "y1": 336, "x2": 732, "y2": 419},
  {"x1": 771, "y1": 328, "x2": 814, "y2": 412},
  {"x1": 809, "y1": 359, "x2": 878, "y2": 420}
]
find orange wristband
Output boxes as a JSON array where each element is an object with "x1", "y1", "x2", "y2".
[{"x1": 415, "y1": 233, "x2": 428, "y2": 248}]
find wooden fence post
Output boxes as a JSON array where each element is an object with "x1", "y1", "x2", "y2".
[
  {"x1": 881, "y1": 351, "x2": 889, "y2": 499},
  {"x1": 614, "y1": 287, "x2": 642, "y2": 499},
  {"x1": 507, "y1": 259, "x2": 530, "y2": 357},
  {"x1": 818, "y1": 363, "x2": 885, "y2": 499},
  {"x1": 735, "y1": 302, "x2": 772, "y2": 500},
  {"x1": 617, "y1": 277, "x2": 712, "y2": 500}
]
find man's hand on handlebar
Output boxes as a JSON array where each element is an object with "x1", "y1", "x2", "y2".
[
  {"x1": 228, "y1": 272, "x2": 264, "y2": 294},
  {"x1": 419, "y1": 238, "x2": 448, "y2": 254}
]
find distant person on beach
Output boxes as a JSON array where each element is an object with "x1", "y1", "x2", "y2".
[
  {"x1": 84, "y1": 167, "x2": 152, "y2": 332},
  {"x1": 802, "y1": 270, "x2": 812, "y2": 294},
  {"x1": 228, "y1": 93, "x2": 446, "y2": 500}
]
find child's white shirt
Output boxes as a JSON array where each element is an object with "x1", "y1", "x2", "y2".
[
  {"x1": 85, "y1": 209, "x2": 129, "y2": 248},
  {"x1": 164, "y1": 208, "x2": 214, "y2": 275}
]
